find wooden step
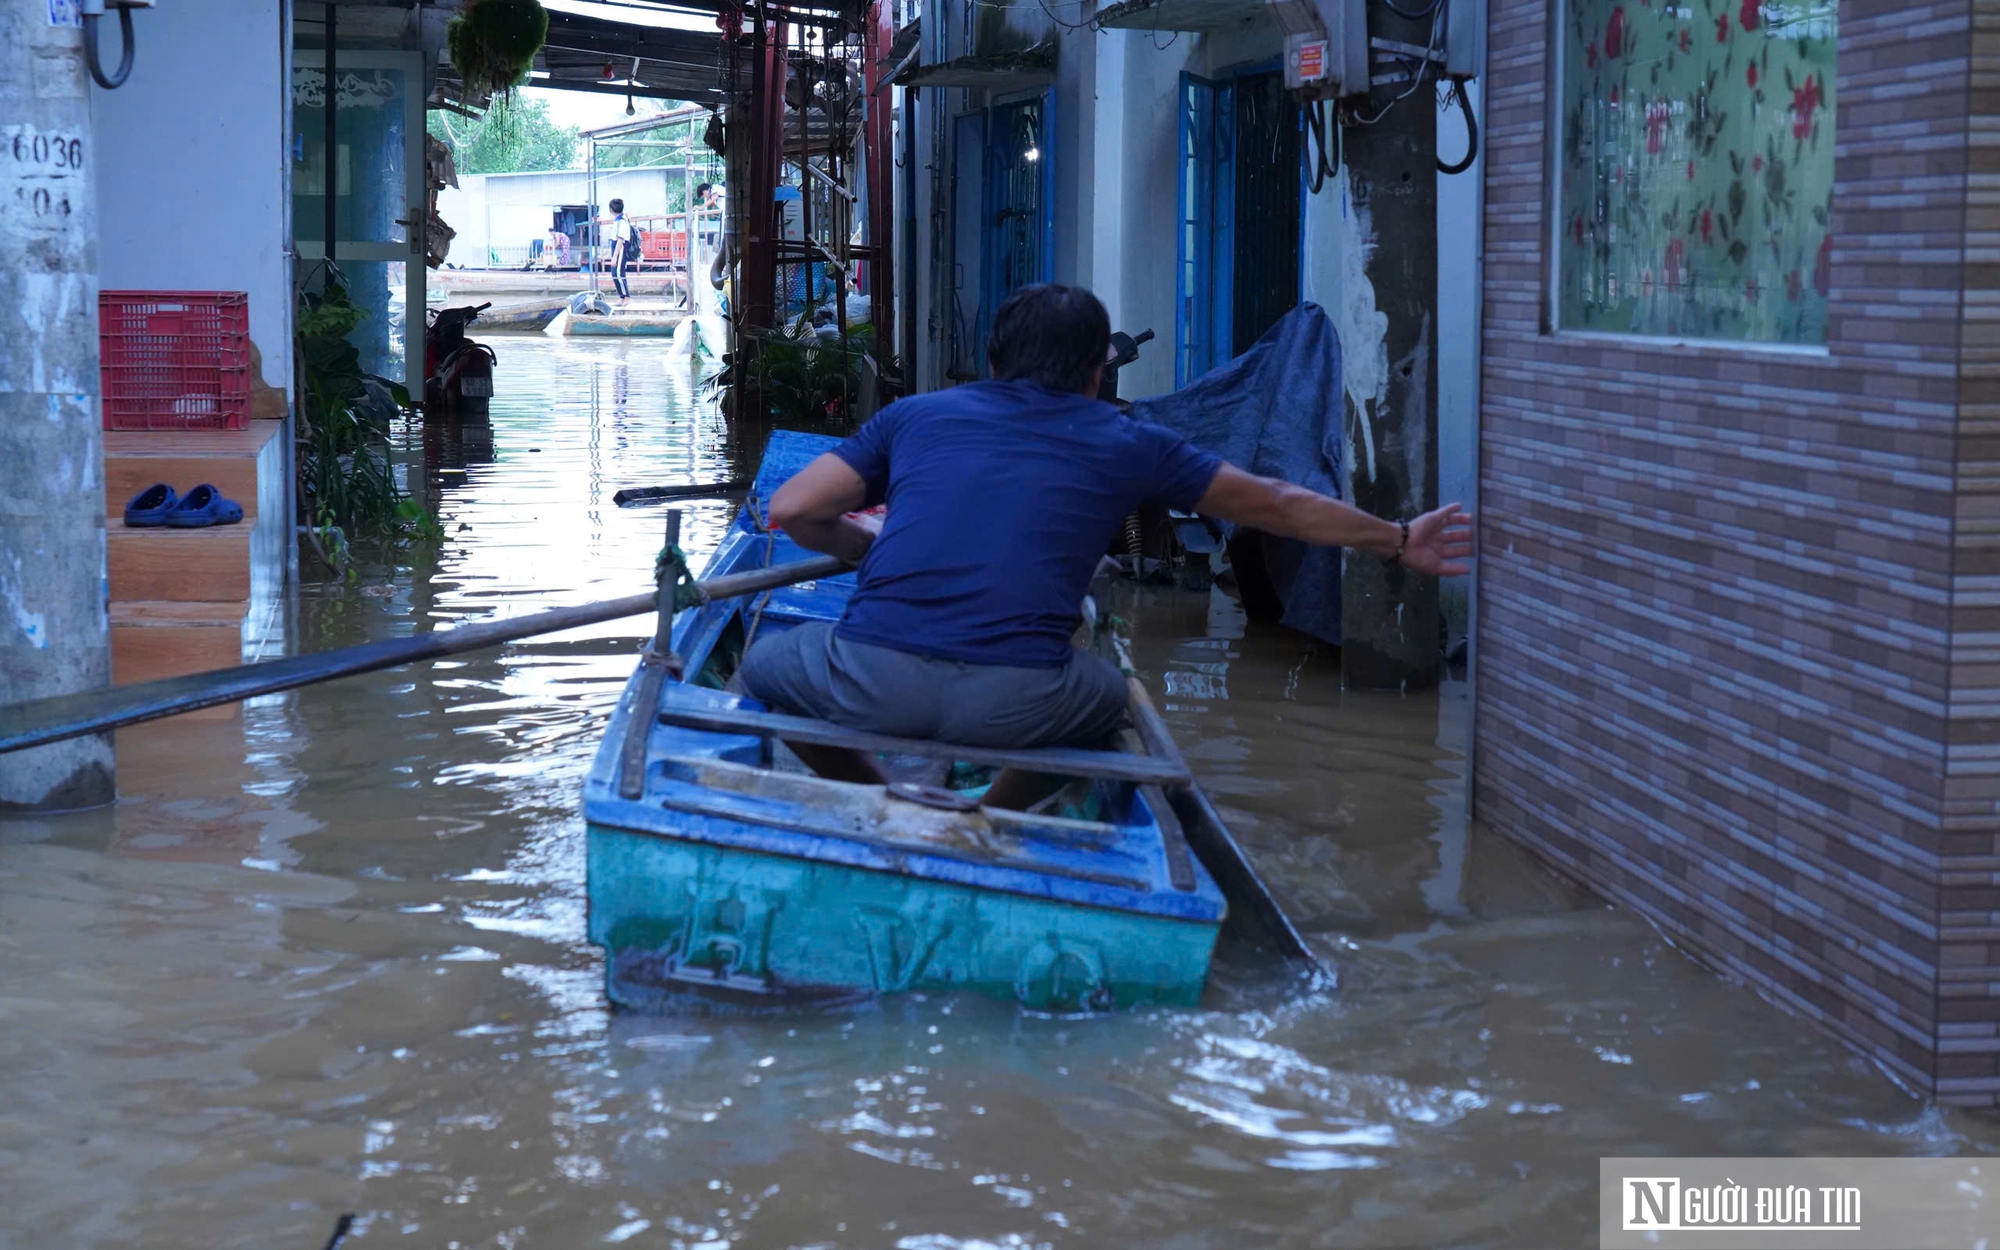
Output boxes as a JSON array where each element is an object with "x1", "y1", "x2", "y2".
[
  {"x1": 111, "y1": 601, "x2": 245, "y2": 722},
  {"x1": 103, "y1": 422, "x2": 282, "y2": 521},
  {"x1": 107, "y1": 522, "x2": 256, "y2": 603},
  {"x1": 110, "y1": 600, "x2": 249, "y2": 628}
]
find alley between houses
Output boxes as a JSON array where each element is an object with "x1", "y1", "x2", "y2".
[{"x1": 0, "y1": 338, "x2": 1979, "y2": 1249}]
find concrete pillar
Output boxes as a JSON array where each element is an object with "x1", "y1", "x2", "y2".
[
  {"x1": 0, "y1": 0, "x2": 114, "y2": 811},
  {"x1": 1339, "y1": 12, "x2": 1442, "y2": 692}
]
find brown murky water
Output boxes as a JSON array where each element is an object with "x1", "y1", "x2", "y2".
[{"x1": 2, "y1": 337, "x2": 1989, "y2": 1249}]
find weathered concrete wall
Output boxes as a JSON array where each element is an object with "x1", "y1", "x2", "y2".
[
  {"x1": 0, "y1": 0, "x2": 113, "y2": 810},
  {"x1": 90, "y1": 0, "x2": 292, "y2": 389}
]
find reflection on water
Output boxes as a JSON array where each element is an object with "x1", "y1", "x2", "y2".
[{"x1": 0, "y1": 337, "x2": 1986, "y2": 1249}]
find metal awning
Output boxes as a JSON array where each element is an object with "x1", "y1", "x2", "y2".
[
  {"x1": 535, "y1": 11, "x2": 725, "y2": 102},
  {"x1": 430, "y1": 7, "x2": 726, "y2": 107},
  {"x1": 893, "y1": 41, "x2": 1056, "y2": 92},
  {"x1": 876, "y1": 18, "x2": 920, "y2": 91},
  {"x1": 1094, "y1": 0, "x2": 1276, "y2": 34}
]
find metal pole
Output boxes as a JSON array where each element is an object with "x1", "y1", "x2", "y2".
[
  {"x1": 864, "y1": 0, "x2": 896, "y2": 364},
  {"x1": 739, "y1": 9, "x2": 786, "y2": 335},
  {"x1": 0, "y1": 0, "x2": 114, "y2": 809},
  {"x1": 899, "y1": 84, "x2": 917, "y2": 388},
  {"x1": 324, "y1": 4, "x2": 337, "y2": 263},
  {"x1": 587, "y1": 132, "x2": 599, "y2": 293},
  {"x1": 682, "y1": 119, "x2": 694, "y2": 307},
  {"x1": 788, "y1": 30, "x2": 804, "y2": 312},
  {"x1": 655, "y1": 509, "x2": 681, "y2": 650}
]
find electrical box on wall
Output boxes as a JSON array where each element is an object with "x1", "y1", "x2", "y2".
[
  {"x1": 1445, "y1": 0, "x2": 1486, "y2": 80},
  {"x1": 1268, "y1": 0, "x2": 1485, "y2": 95},
  {"x1": 1266, "y1": 0, "x2": 1368, "y2": 99}
]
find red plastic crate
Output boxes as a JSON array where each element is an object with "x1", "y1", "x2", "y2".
[
  {"x1": 98, "y1": 290, "x2": 251, "y2": 431},
  {"x1": 639, "y1": 229, "x2": 688, "y2": 264}
]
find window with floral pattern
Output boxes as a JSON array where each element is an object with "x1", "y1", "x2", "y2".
[{"x1": 1555, "y1": 0, "x2": 1836, "y2": 345}]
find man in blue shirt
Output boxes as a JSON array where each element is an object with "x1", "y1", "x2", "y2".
[{"x1": 741, "y1": 284, "x2": 1472, "y2": 789}]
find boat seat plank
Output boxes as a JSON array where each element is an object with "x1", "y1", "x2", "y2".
[{"x1": 654, "y1": 704, "x2": 1190, "y2": 786}]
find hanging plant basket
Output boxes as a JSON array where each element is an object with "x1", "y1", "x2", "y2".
[{"x1": 448, "y1": 0, "x2": 549, "y2": 102}]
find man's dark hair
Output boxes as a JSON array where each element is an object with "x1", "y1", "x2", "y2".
[
  {"x1": 609, "y1": 198, "x2": 625, "y2": 214},
  {"x1": 694, "y1": 182, "x2": 714, "y2": 202},
  {"x1": 986, "y1": 283, "x2": 1111, "y2": 394}
]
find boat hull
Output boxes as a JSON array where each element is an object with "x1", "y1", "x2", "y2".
[
  {"x1": 584, "y1": 430, "x2": 1230, "y2": 1013},
  {"x1": 589, "y1": 821, "x2": 1219, "y2": 1012}
]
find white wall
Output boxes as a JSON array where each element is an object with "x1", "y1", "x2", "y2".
[
  {"x1": 435, "y1": 166, "x2": 679, "y2": 267},
  {"x1": 92, "y1": 0, "x2": 291, "y2": 390},
  {"x1": 436, "y1": 178, "x2": 489, "y2": 268}
]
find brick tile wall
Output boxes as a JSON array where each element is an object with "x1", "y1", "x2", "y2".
[
  {"x1": 1475, "y1": 0, "x2": 1980, "y2": 1099},
  {"x1": 1940, "y1": 0, "x2": 2000, "y2": 1102}
]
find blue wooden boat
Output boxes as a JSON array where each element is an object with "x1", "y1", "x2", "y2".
[{"x1": 585, "y1": 431, "x2": 1301, "y2": 1013}]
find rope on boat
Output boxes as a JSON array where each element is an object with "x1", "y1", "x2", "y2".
[{"x1": 654, "y1": 543, "x2": 709, "y2": 610}]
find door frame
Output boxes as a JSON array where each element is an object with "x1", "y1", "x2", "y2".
[
  {"x1": 1176, "y1": 71, "x2": 1234, "y2": 387},
  {"x1": 1176, "y1": 59, "x2": 1305, "y2": 386},
  {"x1": 293, "y1": 49, "x2": 426, "y2": 387}
]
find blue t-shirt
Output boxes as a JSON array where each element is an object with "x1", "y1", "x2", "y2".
[{"x1": 828, "y1": 380, "x2": 1222, "y2": 668}]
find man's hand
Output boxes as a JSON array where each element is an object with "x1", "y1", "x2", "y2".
[
  {"x1": 1398, "y1": 503, "x2": 1475, "y2": 577},
  {"x1": 767, "y1": 453, "x2": 878, "y2": 563}
]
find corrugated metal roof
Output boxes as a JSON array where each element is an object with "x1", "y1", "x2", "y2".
[{"x1": 1094, "y1": 0, "x2": 1276, "y2": 35}]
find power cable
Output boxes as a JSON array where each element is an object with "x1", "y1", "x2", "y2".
[
  {"x1": 82, "y1": 3, "x2": 136, "y2": 89},
  {"x1": 1347, "y1": 6, "x2": 1446, "y2": 127},
  {"x1": 1303, "y1": 97, "x2": 1340, "y2": 195},
  {"x1": 1032, "y1": 0, "x2": 1096, "y2": 33},
  {"x1": 1436, "y1": 78, "x2": 1478, "y2": 175}
]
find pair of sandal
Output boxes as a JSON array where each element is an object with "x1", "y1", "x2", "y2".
[{"x1": 123, "y1": 483, "x2": 244, "y2": 528}]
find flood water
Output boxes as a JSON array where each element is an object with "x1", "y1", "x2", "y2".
[{"x1": 2, "y1": 336, "x2": 1991, "y2": 1249}]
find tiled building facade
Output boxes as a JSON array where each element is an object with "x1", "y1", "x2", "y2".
[{"x1": 1474, "y1": 0, "x2": 2000, "y2": 1101}]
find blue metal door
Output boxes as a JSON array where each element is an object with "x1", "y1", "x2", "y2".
[
  {"x1": 1176, "y1": 74, "x2": 1235, "y2": 386},
  {"x1": 979, "y1": 95, "x2": 1051, "y2": 365},
  {"x1": 1228, "y1": 71, "x2": 1301, "y2": 356}
]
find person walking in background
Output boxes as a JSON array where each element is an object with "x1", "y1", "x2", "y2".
[{"x1": 607, "y1": 198, "x2": 634, "y2": 304}]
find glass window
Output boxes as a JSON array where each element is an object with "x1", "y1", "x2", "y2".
[
  {"x1": 292, "y1": 62, "x2": 411, "y2": 247},
  {"x1": 1555, "y1": 1, "x2": 1836, "y2": 345}
]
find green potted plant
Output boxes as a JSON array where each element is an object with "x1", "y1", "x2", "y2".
[{"x1": 448, "y1": 0, "x2": 548, "y2": 102}]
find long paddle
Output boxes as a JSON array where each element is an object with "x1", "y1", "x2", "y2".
[
  {"x1": 1112, "y1": 633, "x2": 1317, "y2": 965},
  {"x1": 0, "y1": 555, "x2": 850, "y2": 756}
]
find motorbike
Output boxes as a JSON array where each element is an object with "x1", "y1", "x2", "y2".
[
  {"x1": 425, "y1": 302, "x2": 497, "y2": 420},
  {"x1": 1097, "y1": 328, "x2": 1225, "y2": 592}
]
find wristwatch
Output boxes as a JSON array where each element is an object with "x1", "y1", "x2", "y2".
[{"x1": 1388, "y1": 519, "x2": 1410, "y2": 564}]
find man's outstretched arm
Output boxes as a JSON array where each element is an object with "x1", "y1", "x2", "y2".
[
  {"x1": 767, "y1": 453, "x2": 879, "y2": 563},
  {"x1": 1194, "y1": 464, "x2": 1475, "y2": 577}
]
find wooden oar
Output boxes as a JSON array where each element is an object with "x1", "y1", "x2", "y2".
[
  {"x1": 1113, "y1": 634, "x2": 1317, "y2": 965},
  {"x1": 0, "y1": 555, "x2": 850, "y2": 756},
  {"x1": 612, "y1": 479, "x2": 752, "y2": 507}
]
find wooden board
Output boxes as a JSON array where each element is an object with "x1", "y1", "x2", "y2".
[
  {"x1": 652, "y1": 704, "x2": 1192, "y2": 786},
  {"x1": 112, "y1": 612, "x2": 244, "y2": 723},
  {"x1": 107, "y1": 523, "x2": 254, "y2": 603},
  {"x1": 102, "y1": 423, "x2": 281, "y2": 520}
]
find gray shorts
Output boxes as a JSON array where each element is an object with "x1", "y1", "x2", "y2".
[{"x1": 738, "y1": 622, "x2": 1128, "y2": 749}]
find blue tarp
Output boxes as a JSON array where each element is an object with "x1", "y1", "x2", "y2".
[{"x1": 1129, "y1": 304, "x2": 1344, "y2": 646}]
